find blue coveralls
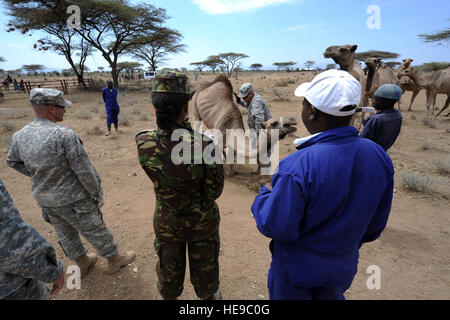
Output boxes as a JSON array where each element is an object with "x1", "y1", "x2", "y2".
[
  {"x1": 102, "y1": 87, "x2": 120, "y2": 126},
  {"x1": 360, "y1": 109, "x2": 403, "y2": 151},
  {"x1": 251, "y1": 126, "x2": 394, "y2": 300}
]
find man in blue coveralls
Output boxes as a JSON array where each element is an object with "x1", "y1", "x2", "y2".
[
  {"x1": 102, "y1": 80, "x2": 120, "y2": 136},
  {"x1": 251, "y1": 69, "x2": 394, "y2": 300},
  {"x1": 361, "y1": 84, "x2": 403, "y2": 152}
]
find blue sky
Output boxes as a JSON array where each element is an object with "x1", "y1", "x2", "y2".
[{"x1": 0, "y1": 0, "x2": 448, "y2": 72}]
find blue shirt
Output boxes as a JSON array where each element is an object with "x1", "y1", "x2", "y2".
[
  {"x1": 102, "y1": 87, "x2": 120, "y2": 110},
  {"x1": 361, "y1": 109, "x2": 402, "y2": 151},
  {"x1": 251, "y1": 126, "x2": 394, "y2": 279}
]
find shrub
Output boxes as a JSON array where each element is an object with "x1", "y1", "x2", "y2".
[
  {"x1": 87, "y1": 126, "x2": 104, "y2": 136},
  {"x1": 422, "y1": 139, "x2": 432, "y2": 150},
  {"x1": 423, "y1": 116, "x2": 437, "y2": 128},
  {"x1": 139, "y1": 113, "x2": 149, "y2": 121},
  {"x1": 271, "y1": 88, "x2": 289, "y2": 101},
  {"x1": 433, "y1": 157, "x2": 450, "y2": 175},
  {"x1": 74, "y1": 110, "x2": 92, "y2": 119},
  {"x1": 119, "y1": 112, "x2": 131, "y2": 126},
  {"x1": 399, "y1": 172, "x2": 434, "y2": 194},
  {"x1": 90, "y1": 105, "x2": 100, "y2": 114},
  {"x1": 0, "y1": 121, "x2": 16, "y2": 134},
  {"x1": 3, "y1": 134, "x2": 12, "y2": 148},
  {"x1": 131, "y1": 106, "x2": 142, "y2": 115},
  {"x1": 6, "y1": 110, "x2": 29, "y2": 120}
]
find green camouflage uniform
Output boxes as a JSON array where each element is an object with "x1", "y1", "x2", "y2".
[{"x1": 136, "y1": 71, "x2": 224, "y2": 299}]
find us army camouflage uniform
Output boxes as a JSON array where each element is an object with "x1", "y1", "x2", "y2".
[
  {"x1": 6, "y1": 118, "x2": 118, "y2": 260},
  {"x1": 238, "y1": 92, "x2": 272, "y2": 132},
  {"x1": 136, "y1": 121, "x2": 224, "y2": 299},
  {"x1": 0, "y1": 179, "x2": 64, "y2": 300}
]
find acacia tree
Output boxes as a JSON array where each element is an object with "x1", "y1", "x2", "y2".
[
  {"x1": 356, "y1": 51, "x2": 399, "y2": 61},
  {"x1": 216, "y1": 53, "x2": 249, "y2": 76},
  {"x1": 326, "y1": 63, "x2": 337, "y2": 70},
  {"x1": 4, "y1": 0, "x2": 177, "y2": 88},
  {"x1": 117, "y1": 62, "x2": 143, "y2": 80},
  {"x1": 273, "y1": 62, "x2": 296, "y2": 72},
  {"x1": 190, "y1": 62, "x2": 208, "y2": 73},
  {"x1": 419, "y1": 20, "x2": 450, "y2": 45},
  {"x1": 128, "y1": 27, "x2": 186, "y2": 71},
  {"x1": 304, "y1": 61, "x2": 315, "y2": 70},
  {"x1": 203, "y1": 56, "x2": 223, "y2": 74},
  {"x1": 250, "y1": 63, "x2": 263, "y2": 72},
  {"x1": 22, "y1": 64, "x2": 45, "y2": 75}
]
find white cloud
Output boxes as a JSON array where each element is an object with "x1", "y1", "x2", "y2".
[{"x1": 192, "y1": 0, "x2": 296, "y2": 14}]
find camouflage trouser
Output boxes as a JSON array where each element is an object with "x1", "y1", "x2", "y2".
[
  {"x1": 42, "y1": 197, "x2": 118, "y2": 261},
  {"x1": 3, "y1": 279, "x2": 49, "y2": 300},
  {"x1": 155, "y1": 231, "x2": 220, "y2": 300}
]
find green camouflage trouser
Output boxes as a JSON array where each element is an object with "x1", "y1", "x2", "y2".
[{"x1": 154, "y1": 210, "x2": 220, "y2": 300}]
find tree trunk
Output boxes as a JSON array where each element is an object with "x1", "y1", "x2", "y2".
[{"x1": 111, "y1": 66, "x2": 119, "y2": 88}]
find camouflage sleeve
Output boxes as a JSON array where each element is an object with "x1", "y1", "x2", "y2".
[
  {"x1": 252, "y1": 100, "x2": 267, "y2": 131},
  {"x1": 0, "y1": 180, "x2": 64, "y2": 283},
  {"x1": 5, "y1": 135, "x2": 31, "y2": 177},
  {"x1": 202, "y1": 141, "x2": 224, "y2": 201},
  {"x1": 61, "y1": 129, "x2": 103, "y2": 201}
]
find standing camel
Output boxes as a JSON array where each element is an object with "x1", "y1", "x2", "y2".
[
  {"x1": 397, "y1": 58, "x2": 425, "y2": 111},
  {"x1": 364, "y1": 58, "x2": 398, "y2": 106},
  {"x1": 397, "y1": 66, "x2": 450, "y2": 116},
  {"x1": 190, "y1": 75, "x2": 297, "y2": 176}
]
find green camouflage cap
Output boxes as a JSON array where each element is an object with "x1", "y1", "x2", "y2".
[{"x1": 152, "y1": 70, "x2": 191, "y2": 95}]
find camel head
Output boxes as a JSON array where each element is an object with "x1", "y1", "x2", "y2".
[
  {"x1": 324, "y1": 44, "x2": 358, "y2": 66},
  {"x1": 402, "y1": 58, "x2": 413, "y2": 69},
  {"x1": 261, "y1": 117, "x2": 297, "y2": 140},
  {"x1": 365, "y1": 57, "x2": 382, "y2": 70}
]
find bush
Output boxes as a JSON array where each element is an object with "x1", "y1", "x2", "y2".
[
  {"x1": 6, "y1": 110, "x2": 29, "y2": 120},
  {"x1": 3, "y1": 134, "x2": 12, "y2": 148},
  {"x1": 399, "y1": 172, "x2": 434, "y2": 194},
  {"x1": 271, "y1": 88, "x2": 289, "y2": 101},
  {"x1": 422, "y1": 139, "x2": 432, "y2": 150},
  {"x1": 119, "y1": 112, "x2": 131, "y2": 126},
  {"x1": 90, "y1": 105, "x2": 100, "y2": 114},
  {"x1": 423, "y1": 116, "x2": 437, "y2": 128},
  {"x1": 87, "y1": 126, "x2": 104, "y2": 136},
  {"x1": 433, "y1": 157, "x2": 450, "y2": 175},
  {"x1": 139, "y1": 113, "x2": 149, "y2": 121},
  {"x1": 0, "y1": 121, "x2": 16, "y2": 134},
  {"x1": 131, "y1": 106, "x2": 142, "y2": 115},
  {"x1": 74, "y1": 110, "x2": 92, "y2": 119}
]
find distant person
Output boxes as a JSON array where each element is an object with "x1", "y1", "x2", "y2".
[
  {"x1": 195, "y1": 73, "x2": 198, "y2": 81},
  {"x1": 102, "y1": 80, "x2": 121, "y2": 136},
  {"x1": 361, "y1": 84, "x2": 403, "y2": 151},
  {"x1": 2, "y1": 79, "x2": 9, "y2": 91},
  {"x1": 19, "y1": 80, "x2": 25, "y2": 91},
  {"x1": 1, "y1": 179, "x2": 65, "y2": 300},
  {"x1": 136, "y1": 70, "x2": 224, "y2": 300},
  {"x1": 13, "y1": 79, "x2": 19, "y2": 91},
  {"x1": 6, "y1": 75, "x2": 13, "y2": 84},
  {"x1": 251, "y1": 70, "x2": 394, "y2": 300},
  {"x1": 6, "y1": 88, "x2": 135, "y2": 277}
]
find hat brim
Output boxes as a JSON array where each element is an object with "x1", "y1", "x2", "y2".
[
  {"x1": 294, "y1": 82, "x2": 310, "y2": 97},
  {"x1": 56, "y1": 99, "x2": 72, "y2": 108},
  {"x1": 239, "y1": 92, "x2": 250, "y2": 98}
]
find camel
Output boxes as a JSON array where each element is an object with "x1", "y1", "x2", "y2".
[
  {"x1": 364, "y1": 58, "x2": 398, "y2": 106},
  {"x1": 396, "y1": 58, "x2": 425, "y2": 111},
  {"x1": 397, "y1": 66, "x2": 450, "y2": 116},
  {"x1": 324, "y1": 44, "x2": 366, "y2": 102},
  {"x1": 190, "y1": 75, "x2": 297, "y2": 176}
]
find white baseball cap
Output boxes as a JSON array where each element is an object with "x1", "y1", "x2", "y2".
[{"x1": 294, "y1": 69, "x2": 361, "y2": 117}]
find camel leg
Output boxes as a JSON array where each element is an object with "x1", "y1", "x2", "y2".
[
  {"x1": 408, "y1": 89, "x2": 421, "y2": 112},
  {"x1": 435, "y1": 94, "x2": 450, "y2": 118}
]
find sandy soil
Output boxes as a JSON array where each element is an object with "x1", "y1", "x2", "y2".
[{"x1": 0, "y1": 72, "x2": 449, "y2": 300}]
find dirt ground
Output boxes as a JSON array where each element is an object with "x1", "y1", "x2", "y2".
[{"x1": 0, "y1": 72, "x2": 449, "y2": 300}]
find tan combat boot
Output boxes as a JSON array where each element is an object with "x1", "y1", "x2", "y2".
[
  {"x1": 75, "y1": 253, "x2": 98, "y2": 278},
  {"x1": 105, "y1": 251, "x2": 136, "y2": 274}
]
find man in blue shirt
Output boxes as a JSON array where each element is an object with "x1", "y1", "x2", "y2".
[
  {"x1": 251, "y1": 70, "x2": 394, "y2": 300},
  {"x1": 360, "y1": 84, "x2": 403, "y2": 151},
  {"x1": 102, "y1": 80, "x2": 121, "y2": 136}
]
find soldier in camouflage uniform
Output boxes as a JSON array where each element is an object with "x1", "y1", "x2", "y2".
[
  {"x1": 136, "y1": 70, "x2": 224, "y2": 300},
  {"x1": 6, "y1": 88, "x2": 135, "y2": 277},
  {"x1": 1, "y1": 179, "x2": 65, "y2": 300}
]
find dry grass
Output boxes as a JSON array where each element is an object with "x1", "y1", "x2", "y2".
[
  {"x1": 87, "y1": 126, "x2": 105, "y2": 136},
  {"x1": 271, "y1": 88, "x2": 289, "y2": 101},
  {"x1": 0, "y1": 121, "x2": 17, "y2": 134},
  {"x1": 433, "y1": 157, "x2": 450, "y2": 176},
  {"x1": 399, "y1": 171, "x2": 434, "y2": 194},
  {"x1": 119, "y1": 112, "x2": 131, "y2": 126},
  {"x1": 5, "y1": 110, "x2": 29, "y2": 120},
  {"x1": 422, "y1": 139, "x2": 432, "y2": 150},
  {"x1": 139, "y1": 113, "x2": 150, "y2": 121},
  {"x1": 130, "y1": 106, "x2": 142, "y2": 115},
  {"x1": 74, "y1": 110, "x2": 92, "y2": 120},
  {"x1": 89, "y1": 105, "x2": 100, "y2": 114}
]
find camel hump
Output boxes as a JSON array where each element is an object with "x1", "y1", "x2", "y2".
[{"x1": 213, "y1": 74, "x2": 233, "y2": 94}]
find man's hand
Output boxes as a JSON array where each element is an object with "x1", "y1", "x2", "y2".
[
  {"x1": 50, "y1": 272, "x2": 65, "y2": 295},
  {"x1": 97, "y1": 195, "x2": 105, "y2": 209}
]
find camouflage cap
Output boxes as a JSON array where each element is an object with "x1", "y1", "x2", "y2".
[
  {"x1": 29, "y1": 88, "x2": 72, "y2": 107},
  {"x1": 152, "y1": 70, "x2": 191, "y2": 95}
]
